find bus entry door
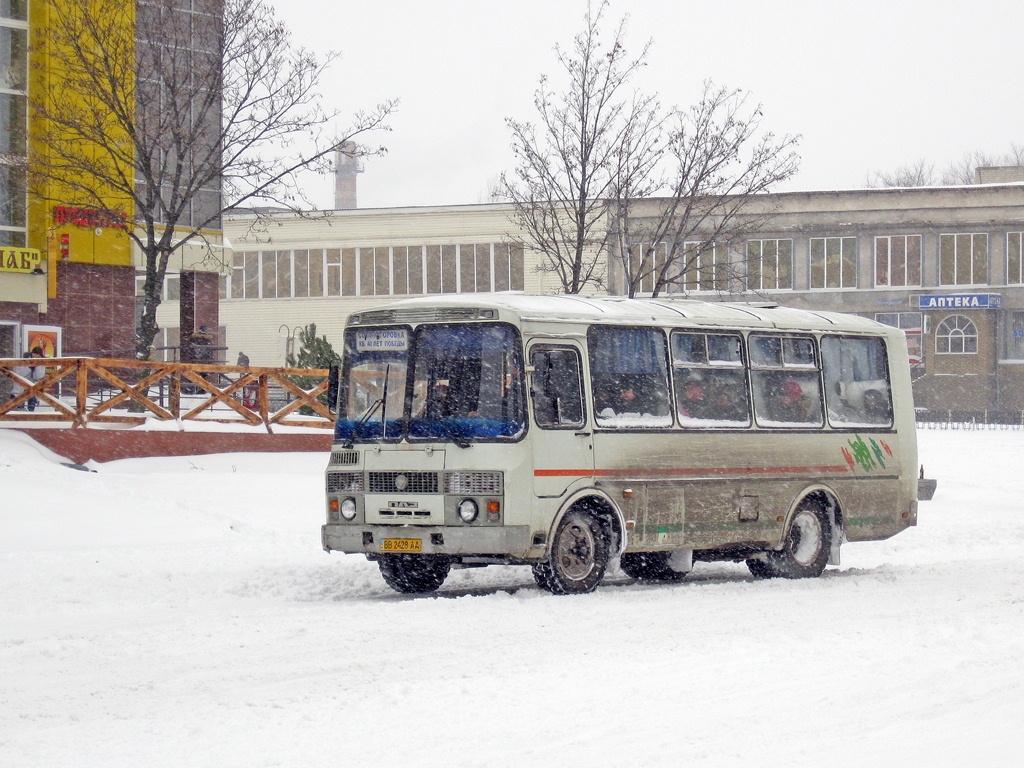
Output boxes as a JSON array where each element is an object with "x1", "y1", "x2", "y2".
[{"x1": 528, "y1": 343, "x2": 594, "y2": 498}]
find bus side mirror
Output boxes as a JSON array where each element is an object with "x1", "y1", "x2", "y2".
[{"x1": 327, "y1": 365, "x2": 340, "y2": 414}]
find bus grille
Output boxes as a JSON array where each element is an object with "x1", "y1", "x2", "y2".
[
  {"x1": 444, "y1": 471, "x2": 503, "y2": 494},
  {"x1": 330, "y1": 451, "x2": 360, "y2": 466},
  {"x1": 368, "y1": 471, "x2": 439, "y2": 494},
  {"x1": 326, "y1": 472, "x2": 364, "y2": 493}
]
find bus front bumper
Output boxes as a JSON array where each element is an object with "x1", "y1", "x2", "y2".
[{"x1": 322, "y1": 524, "x2": 533, "y2": 559}]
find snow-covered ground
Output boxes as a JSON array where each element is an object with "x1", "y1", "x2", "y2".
[{"x1": 1, "y1": 427, "x2": 1021, "y2": 767}]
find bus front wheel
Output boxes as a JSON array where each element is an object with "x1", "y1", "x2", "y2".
[
  {"x1": 378, "y1": 554, "x2": 451, "y2": 593},
  {"x1": 534, "y1": 510, "x2": 609, "y2": 595},
  {"x1": 747, "y1": 501, "x2": 831, "y2": 580}
]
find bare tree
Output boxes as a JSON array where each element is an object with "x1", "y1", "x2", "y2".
[
  {"x1": 499, "y1": 1, "x2": 651, "y2": 294},
  {"x1": 614, "y1": 83, "x2": 800, "y2": 298},
  {"x1": 30, "y1": 0, "x2": 395, "y2": 357},
  {"x1": 868, "y1": 144, "x2": 1024, "y2": 187},
  {"x1": 866, "y1": 159, "x2": 936, "y2": 188},
  {"x1": 501, "y1": 3, "x2": 797, "y2": 297}
]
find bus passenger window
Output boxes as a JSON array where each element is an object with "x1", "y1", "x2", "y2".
[
  {"x1": 749, "y1": 334, "x2": 824, "y2": 428},
  {"x1": 820, "y1": 336, "x2": 893, "y2": 427},
  {"x1": 530, "y1": 347, "x2": 584, "y2": 428},
  {"x1": 672, "y1": 331, "x2": 750, "y2": 427},
  {"x1": 588, "y1": 326, "x2": 672, "y2": 428}
]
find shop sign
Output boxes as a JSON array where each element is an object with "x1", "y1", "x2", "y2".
[
  {"x1": 0, "y1": 248, "x2": 43, "y2": 274},
  {"x1": 918, "y1": 293, "x2": 1001, "y2": 310},
  {"x1": 53, "y1": 205, "x2": 128, "y2": 230}
]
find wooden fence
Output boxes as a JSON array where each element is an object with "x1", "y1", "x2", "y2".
[{"x1": 0, "y1": 357, "x2": 333, "y2": 431}]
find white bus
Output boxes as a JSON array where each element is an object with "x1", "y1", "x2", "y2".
[{"x1": 322, "y1": 294, "x2": 934, "y2": 594}]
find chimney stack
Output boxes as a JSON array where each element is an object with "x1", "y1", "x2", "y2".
[{"x1": 334, "y1": 141, "x2": 363, "y2": 209}]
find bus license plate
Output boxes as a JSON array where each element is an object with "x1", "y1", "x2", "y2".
[{"x1": 381, "y1": 538, "x2": 422, "y2": 552}]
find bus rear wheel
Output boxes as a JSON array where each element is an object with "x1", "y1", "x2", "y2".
[
  {"x1": 747, "y1": 501, "x2": 831, "y2": 579},
  {"x1": 535, "y1": 510, "x2": 609, "y2": 594},
  {"x1": 620, "y1": 551, "x2": 690, "y2": 581},
  {"x1": 378, "y1": 553, "x2": 451, "y2": 593}
]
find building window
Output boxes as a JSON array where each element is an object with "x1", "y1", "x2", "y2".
[
  {"x1": 0, "y1": 12, "x2": 27, "y2": 240},
  {"x1": 874, "y1": 235, "x2": 921, "y2": 287},
  {"x1": 1004, "y1": 311, "x2": 1024, "y2": 360},
  {"x1": 810, "y1": 236, "x2": 857, "y2": 289},
  {"x1": 939, "y1": 233, "x2": 988, "y2": 286},
  {"x1": 745, "y1": 239, "x2": 793, "y2": 291},
  {"x1": 225, "y1": 242, "x2": 523, "y2": 298},
  {"x1": 459, "y1": 243, "x2": 492, "y2": 292},
  {"x1": 493, "y1": 243, "x2": 524, "y2": 291},
  {"x1": 1007, "y1": 233, "x2": 1024, "y2": 285},
  {"x1": 935, "y1": 314, "x2": 978, "y2": 355},
  {"x1": 875, "y1": 311, "x2": 924, "y2": 366},
  {"x1": 392, "y1": 245, "x2": 424, "y2": 295},
  {"x1": 293, "y1": 249, "x2": 324, "y2": 298},
  {"x1": 629, "y1": 242, "x2": 668, "y2": 295},
  {"x1": 682, "y1": 241, "x2": 730, "y2": 292},
  {"x1": 0, "y1": 2, "x2": 28, "y2": 22}
]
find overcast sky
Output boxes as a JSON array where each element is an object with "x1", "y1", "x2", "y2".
[{"x1": 271, "y1": 0, "x2": 1024, "y2": 210}]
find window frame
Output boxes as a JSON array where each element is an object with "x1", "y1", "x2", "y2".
[
  {"x1": 1007, "y1": 232, "x2": 1024, "y2": 286},
  {"x1": 670, "y1": 330, "x2": 751, "y2": 428},
  {"x1": 529, "y1": 345, "x2": 587, "y2": 430},
  {"x1": 934, "y1": 314, "x2": 978, "y2": 355},
  {"x1": 745, "y1": 238, "x2": 794, "y2": 291},
  {"x1": 874, "y1": 235, "x2": 923, "y2": 288},
  {"x1": 809, "y1": 236, "x2": 858, "y2": 290},
  {"x1": 939, "y1": 232, "x2": 989, "y2": 286},
  {"x1": 747, "y1": 333, "x2": 824, "y2": 428}
]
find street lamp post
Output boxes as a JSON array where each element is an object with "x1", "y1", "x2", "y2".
[{"x1": 279, "y1": 324, "x2": 298, "y2": 363}]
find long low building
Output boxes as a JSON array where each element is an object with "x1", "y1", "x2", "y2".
[{"x1": 164, "y1": 179, "x2": 1024, "y2": 414}]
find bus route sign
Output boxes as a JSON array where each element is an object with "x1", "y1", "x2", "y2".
[{"x1": 355, "y1": 328, "x2": 408, "y2": 353}]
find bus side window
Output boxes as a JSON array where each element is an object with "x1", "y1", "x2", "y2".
[
  {"x1": 820, "y1": 336, "x2": 893, "y2": 427},
  {"x1": 749, "y1": 333, "x2": 824, "y2": 427},
  {"x1": 672, "y1": 331, "x2": 751, "y2": 427},
  {"x1": 588, "y1": 326, "x2": 672, "y2": 427},
  {"x1": 530, "y1": 347, "x2": 585, "y2": 428}
]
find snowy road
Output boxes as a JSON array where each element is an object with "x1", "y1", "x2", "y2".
[{"x1": 1, "y1": 428, "x2": 1022, "y2": 767}]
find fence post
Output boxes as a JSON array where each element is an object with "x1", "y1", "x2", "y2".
[{"x1": 75, "y1": 359, "x2": 89, "y2": 427}]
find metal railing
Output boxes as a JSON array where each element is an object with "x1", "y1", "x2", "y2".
[
  {"x1": 0, "y1": 357, "x2": 333, "y2": 431},
  {"x1": 915, "y1": 409, "x2": 1024, "y2": 430}
]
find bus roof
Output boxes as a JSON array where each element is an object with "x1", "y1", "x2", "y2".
[{"x1": 347, "y1": 293, "x2": 891, "y2": 334}]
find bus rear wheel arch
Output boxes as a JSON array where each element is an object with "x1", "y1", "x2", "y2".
[{"x1": 747, "y1": 498, "x2": 832, "y2": 580}]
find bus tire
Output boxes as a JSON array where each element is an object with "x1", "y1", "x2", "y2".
[
  {"x1": 378, "y1": 554, "x2": 451, "y2": 593},
  {"x1": 531, "y1": 562, "x2": 555, "y2": 592},
  {"x1": 747, "y1": 501, "x2": 831, "y2": 579},
  {"x1": 620, "y1": 551, "x2": 689, "y2": 581},
  {"x1": 539, "y1": 510, "x2": 609, "y2": 595}
]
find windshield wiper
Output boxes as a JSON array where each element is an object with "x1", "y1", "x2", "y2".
[
  {"x1": 380, "y1": 365, "x2": 391, "y2": 440},
  {"x1": 444, "y1": 420, "x2": 471, "y2": 449},
  {"x1": 343, "y1": 397, "x2": 383, "y2": 449}
]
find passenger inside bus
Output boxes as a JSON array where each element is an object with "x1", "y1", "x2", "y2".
[
  {"x1": 775, "y1": 379, "x2": 808, "y2": 422},
  {"x1": 597, "y1": 385, "x2": 640, "y2": 418},
  {"x1": 863, "y1": 388, "x2": 891, "y2": 421},
  {"x1": 679, "y1": 382, "x2": 705, "y2": 418}
]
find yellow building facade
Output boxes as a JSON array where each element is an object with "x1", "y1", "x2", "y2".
[{"x1": 2, "y1": 1, "x2": 222, "y2": 362}]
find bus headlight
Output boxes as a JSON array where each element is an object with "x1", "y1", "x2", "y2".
[
  {"x1": 457, "y1": 498, "x2": 479, "y2": 523},
  {"x1": 341, "y1": 497, "x2": 357, "y2": 521}
]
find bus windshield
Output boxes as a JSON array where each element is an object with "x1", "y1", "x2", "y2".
[{"x1": 337, "y1": 323, "x2": 526, "y2": 444}]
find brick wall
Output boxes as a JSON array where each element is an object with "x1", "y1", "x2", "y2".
[{"x1": 41, "y1": 262, "x2": 136, "y2": 357}]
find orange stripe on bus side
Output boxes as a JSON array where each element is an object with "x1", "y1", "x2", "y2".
[{"x1": 534, "y1": 465, "x2": 851, "y2": 478}]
